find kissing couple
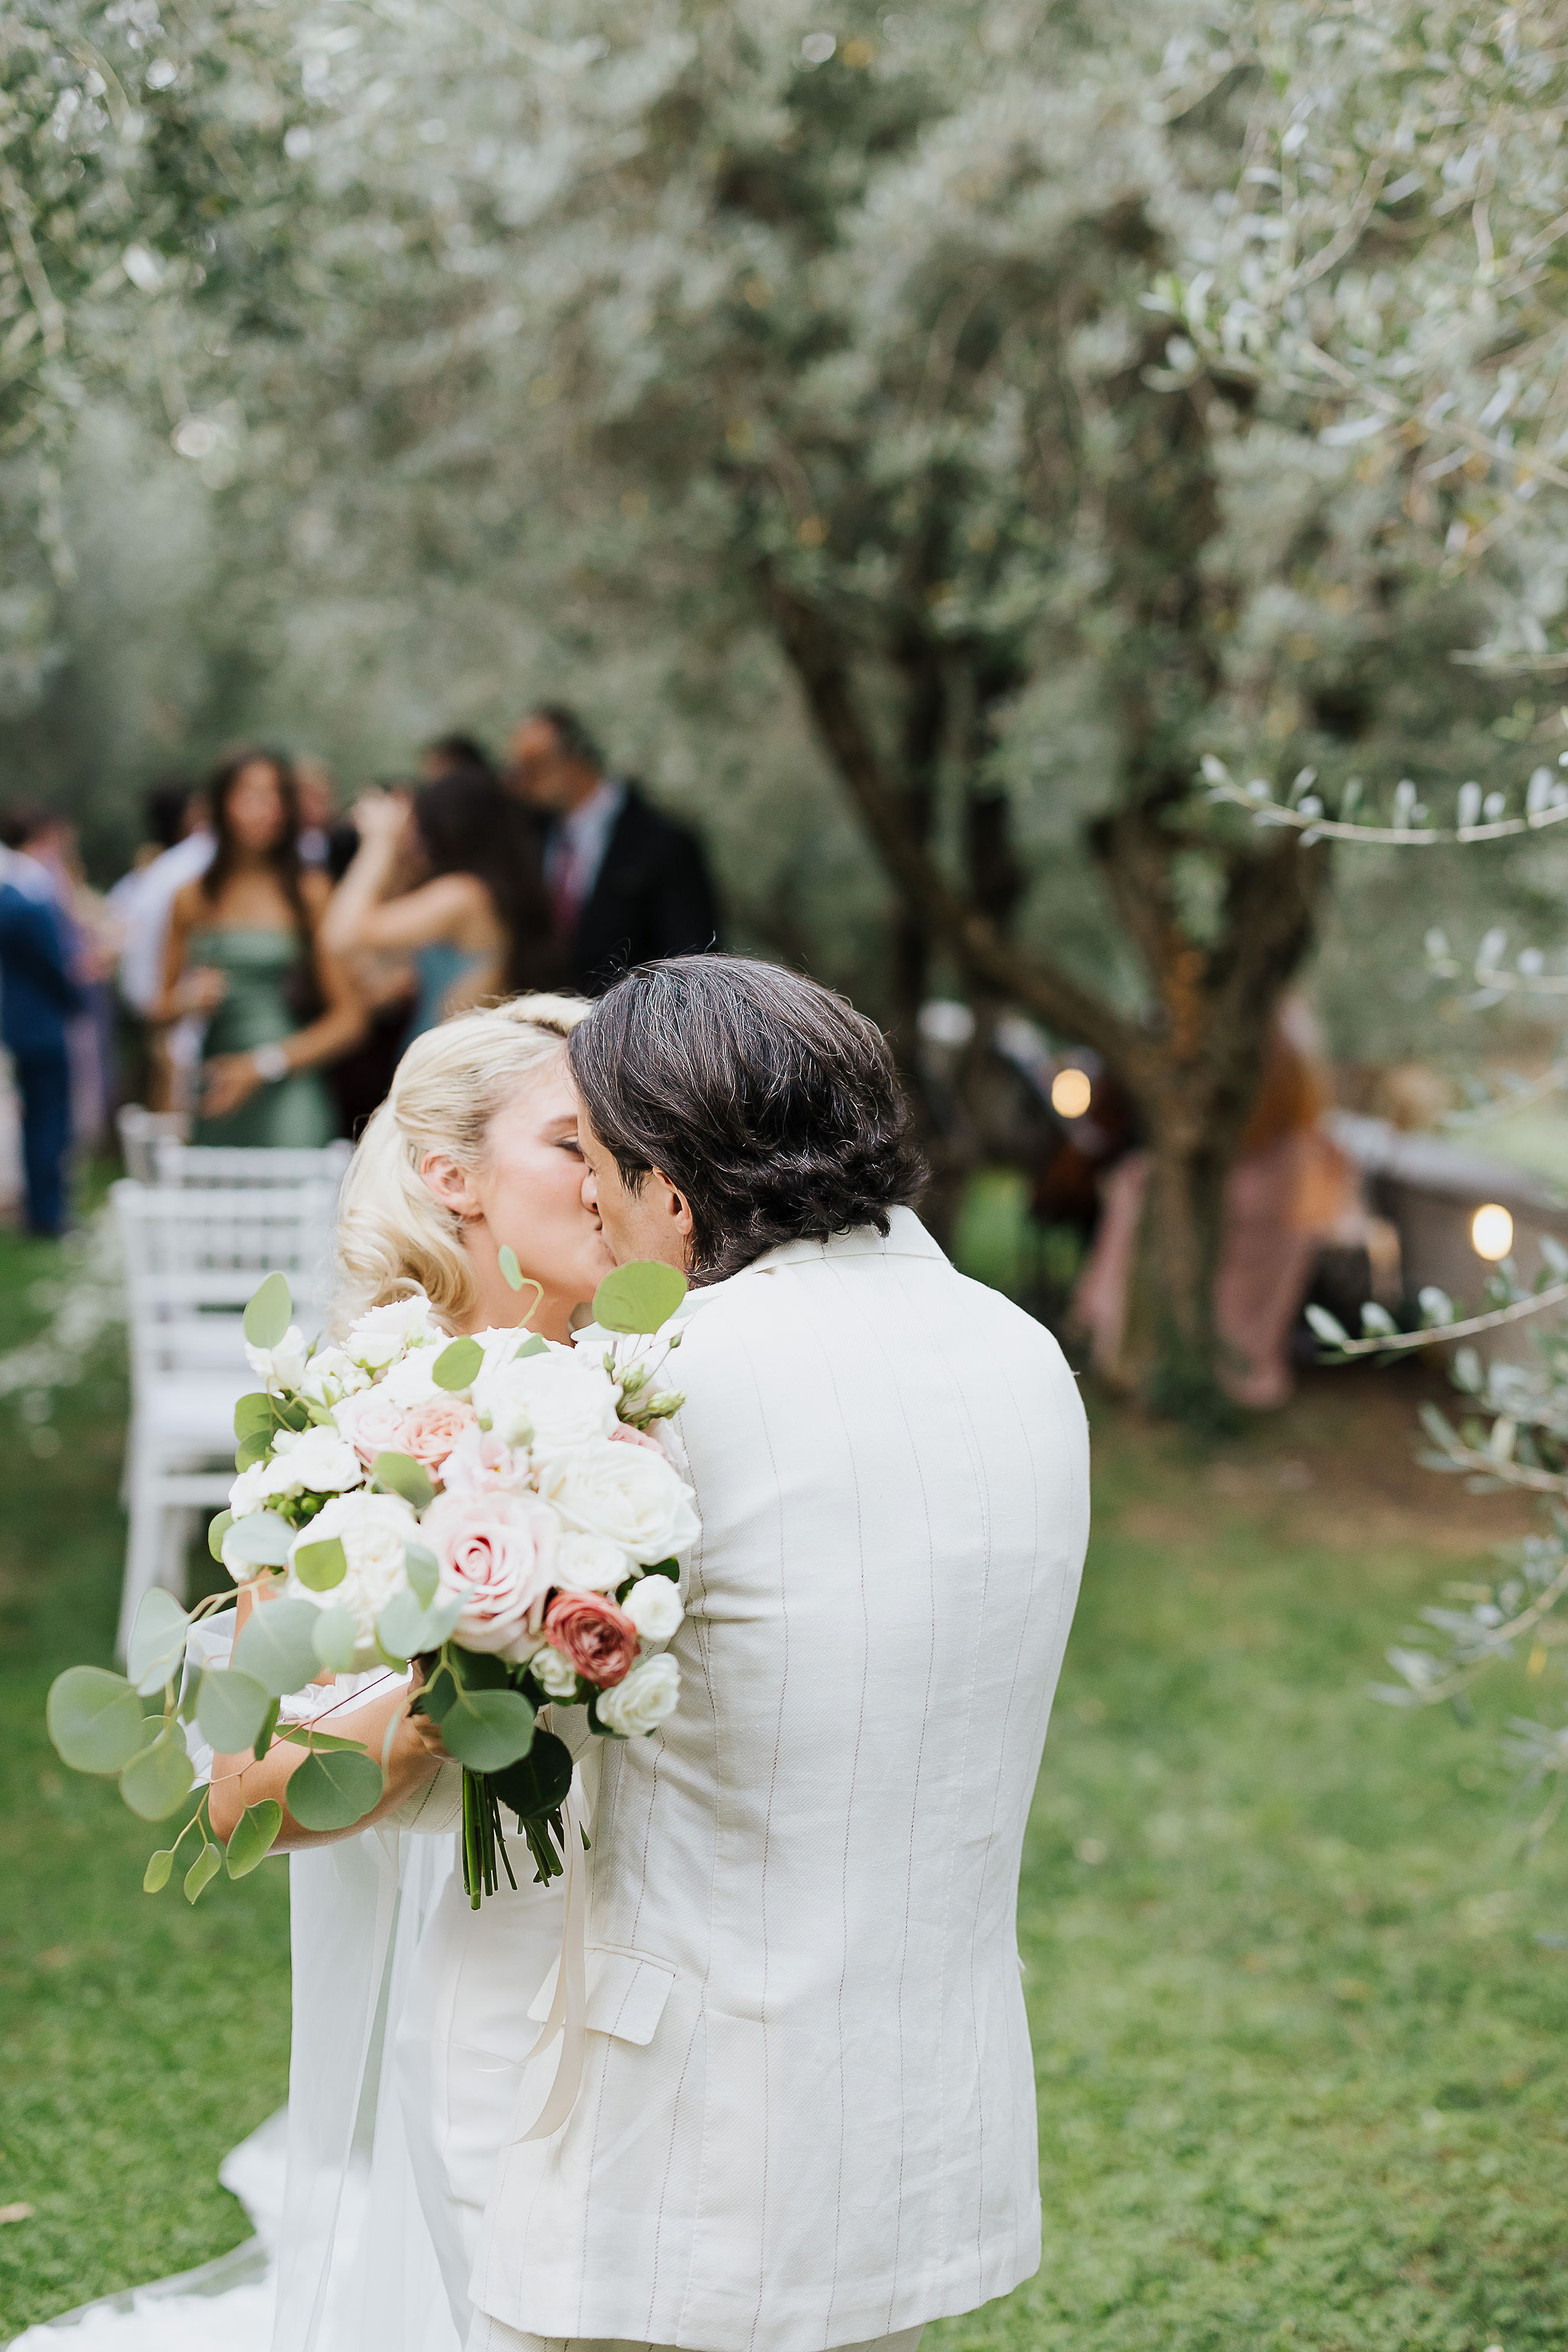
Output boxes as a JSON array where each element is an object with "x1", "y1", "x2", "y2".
[{"x1": 35, "y1": 954, "x2": 1089, "y2": 2352}]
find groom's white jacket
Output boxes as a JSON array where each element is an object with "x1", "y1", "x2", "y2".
[{"x1": 472, "y1": 1208, "x2": 1089, "y2": 2352}]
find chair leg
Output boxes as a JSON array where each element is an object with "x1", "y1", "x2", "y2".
[{"x1": 119, "y1": 1474, "x2": 163, "y2": 1664}]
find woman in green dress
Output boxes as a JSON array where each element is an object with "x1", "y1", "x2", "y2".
[{"x1": 155, "y1": 750, "x2": 364, "y2": 1145}]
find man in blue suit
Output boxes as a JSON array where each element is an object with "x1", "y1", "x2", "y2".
[{"x1": 0, "y1": 806, "x2": 84, "y2": 1236}]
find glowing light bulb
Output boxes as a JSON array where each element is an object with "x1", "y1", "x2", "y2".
[
  {"x1": 1471, "y1": 1204, "x2": 1514, "y2": 1262},
  {"x1": 1050, "y1": 1067, "x2": 1093, "y2": 1119}
]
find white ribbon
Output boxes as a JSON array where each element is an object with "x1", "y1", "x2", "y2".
[{"x1": 510, "y1": 1776, "x2": 590, "y2": 2141}]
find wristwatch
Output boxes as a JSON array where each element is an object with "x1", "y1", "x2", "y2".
[{"x1": 250, "y1": 1041, "x2": 291, "y2": 1086}]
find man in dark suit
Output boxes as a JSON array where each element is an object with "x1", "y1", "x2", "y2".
[
  {"x1": 505, "y1": 705, "x2": 719, "y2": 995},
  {"x1": 0, "y1": 806, "x2": 85, "y2": 1235}
]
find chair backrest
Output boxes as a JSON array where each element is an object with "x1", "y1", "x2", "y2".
[
  {"x1": 113, "y1": 1178, "x2": 341, "y2": 1386},
  {"x1": 117, "y1": 1105, "x2": 188, "y2": 1184},
  {"x1": 147, "y1": 1136, "x2": 354, "y2": 1191}
]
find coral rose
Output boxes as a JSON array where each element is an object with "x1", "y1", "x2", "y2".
[{"x1": 544, "y1": 1589, "x2": 639, "y2": 1687}]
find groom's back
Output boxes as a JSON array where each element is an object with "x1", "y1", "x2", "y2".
[{"x1": 559, "y1": 1210, "x2": 1087, "y2": 2350}]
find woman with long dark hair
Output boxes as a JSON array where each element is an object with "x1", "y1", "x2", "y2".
[
  {"x1": 154, "y1": 749, "x2": 364, "y2": 1144},
  {"x1": 322, "y1": 771, "x2": 558, "y2": 1040}
]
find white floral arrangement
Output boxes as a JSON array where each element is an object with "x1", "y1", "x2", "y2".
[{"x1": 45, "y1": 1257, "x2": 696, "y2": 1903}]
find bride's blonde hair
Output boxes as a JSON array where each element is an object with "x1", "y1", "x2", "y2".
[{"x1": 333, "y1": 993, "x2": 590, "y2": 1334}]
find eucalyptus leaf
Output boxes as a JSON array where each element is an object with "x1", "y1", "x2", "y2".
[
  {"x1": 119, "y1": 1725, "x2": 195, "y2": 1821},
  {"x1": 126, "y1": 1587, "x2": 191, "y2": 1697},
  {"x1": 47, "y1": 1666, "x2": 146, "y2": 1775},
  {"x1": 234, "y1": 1430, "x2": 272, "y2": 1472},
  {"x1": 233, "y1": 1598, "x2": 325, "y2": 1698},
  {"x1": 405, "y1": 1542, "x2": 439, "y2": 1609},
  {"x1": 223, "y1": 1511, "x2": 295, "y2": 1570},
  {"x1": 439, "y1": 1687, "x2": 535, "y2": 1772},
  {"x1": 498, "y1": 1243, "x2": 524, "y2": 1291},
  {"x1": 433, "y1": 1335, "x2": 483, "y2": 1392},
  {"x1": 279, "y1": 1725, "x2": 371, "y2": 1754},
  {"x1": 376, "y1": 1589, "x2": 462, "y2": 1663},
  {"x1": 207, "y1": 1510, "x2": 234, "y2": 1563},
  {"x1": 196, "y1": 1668, "x2": 273, "y2": 1755},
  {"x1": 514, "y1": 1334, "x2": 548, "y2": 1360},
  {"x1": 234, "y1": 1391, "x2": 276, "y2": 1441},
  {"x1": 294, "y1": 1534, "x2": 347, "y2": 1591},
  {"x1": 287, "y1": 1747, "x2": 384, "y2": 1832},
  {"x1": 592, "y1": 1260, "x2": 688, "y2": 1336},
  {"x1": 253, "y1": 1697, "x2": 280, "y2": 1761},
  {"x1": 225, "y1": 1800, "x2": 283, "y2": 1879},
  {"x1": 184, "y1": 1841, "x2": 223, "y2": 1903},
  {"x1": 311, "y1": 1606, "x2": 361, "y2": 1674},
  {"x1": 372, "y1": 1451, "x2": 435, "y2": 1510},
  {"x1": 243, "y1": 1271, "x2": 292, "y2": 1351},
  {"x1": 143, "y1": 1849, "x2": 174, "y2": 1894}
]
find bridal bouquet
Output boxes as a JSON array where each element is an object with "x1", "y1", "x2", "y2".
[{"x1": 46, "y1": 1256, "x2": 696, "y2": 1905}]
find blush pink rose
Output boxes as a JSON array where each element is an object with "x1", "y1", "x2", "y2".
[
  {"x1": 423, "y1": 1489, "x2": 558, "y2": 1652},
  {"x1": 609, "y1": 1423, "x2": 667, "y2": 1457},
  {"x1": 544, "y1": 1589, "x2": 639, "y2": 1687},
  {"x1": 336, "y1": 1387, "x2": 415, "y2": 1469},
  {"x1": 399, "y1": 1395, "x2": 477, "y2": 1473},
  {"x1": 439, "y1": 1423, "x2": 526, "y2": 1498}
]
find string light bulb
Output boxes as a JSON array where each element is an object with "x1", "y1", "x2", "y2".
[{"x1": 1471, "y1": 1204, "x2": 1514, "y2": 1262}]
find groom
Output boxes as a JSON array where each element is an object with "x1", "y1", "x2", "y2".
[{"x1": 469, "y1": 955, "x2": 1089, "y2": 2352}]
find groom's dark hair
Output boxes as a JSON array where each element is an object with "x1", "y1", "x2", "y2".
[{"x1": 568, "y1": 955, "x2": 927, "y2": 1282}]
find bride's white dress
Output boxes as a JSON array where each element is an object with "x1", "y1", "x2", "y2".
[{"x1": 9, "y1": 1704, "x2": 569, "y2": 2352}]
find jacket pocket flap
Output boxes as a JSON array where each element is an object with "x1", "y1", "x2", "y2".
[{"x1": 526, "y1": 1944, "x2": 676, "y2": 2046}]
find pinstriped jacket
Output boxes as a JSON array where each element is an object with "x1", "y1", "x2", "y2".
[{"x1": 471, "y1": 1209, "x2": 1089, "y2": 2352}]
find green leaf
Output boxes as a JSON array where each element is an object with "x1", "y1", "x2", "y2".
[
  {"x1": 287, "y1": 1747, "x2": 384, "y2": 1832},
  {"x1": 311, "y1": 1606, "x2": 361, "y2": 1674},
  {"x1": 405, "y1": 1542, "x2": 439, "y2": 1609},
  {"x1": 279, "y1": 1725, "x2": 371, "y2": 1754},
  {"x1": 253, "y1": 1698, "x2": 279, "y2": 1760},
  {"x1": 490, "y1": 1728, "x2": 574, "y2": 1821},
  {"x1": 592, "y1": 1260, "x2": 688, "y2": 1336},
  {"x1": 196, "y1": 1668, "x2": 273, "y2": 1754},
  {"x1": 294, "y1": 1535, "x2": 347, "y2": 1592},
  {"x1": 234, "y1": 1430, "x2": 273, "y2": 1472},
  {"x1": 223, "y1": 1511, "x2": 294, "y2": 1570},
  {"x1": 119, "y1": 1725, "x2": 195, "y2": 1821},
  {"x1": 233, "y1": 1597, "x2": 324, "y2": 1697},
  {"x1": 243, "y1": 1271, "x2": 292, "y2": 1351},
  {"x1": 179, "y1": 1662, "x2": 204, "y2": 1723},
  {"x1": 207, "y1": 1510, "x2": 234, "y2": 1563},
  {"x1": 376, "y1": 1589, "x2": 462, "y2": 1663},
  {"x1": 498, "y1": 1243, "x2": 524, "y2": 1290},
  {"x1": 225, "y1": 1800, "x2": 283, "y2": 1879},
  {"x1": 47, "y1": 1667, "x2": 146, "y2": 1775},
  {"x1": 126, "y1": 1587, "x2": 191, "y2": 1697},
  {"x1": 514, "y1": 1334, "x2": 548, "y2": 1360},
  {"x1": 440, "y1": 1687, "x2": 535, "y2": 1772},
  {"x1": 234, "y1": 1391, "x2": 276, "y2": 1441},
  {"x1": 1303, "y1": 1304, "x2": 1349, "y2": 1348},
  {"x1": 433, "y1": 1336, "x2": 483, "y2": 1391},
  {"x1": 372, "y1": 1451, "x2": 435, "y2": 1510},
  {"x1": 645, "y1": 1557, "x2": 680, "y2": 1582},
  {"x1": 143, "y1": 1848, "x2": 175, "y2": 1894},
  {"x1": 184, "y1": 1841, "x2": 223, "y2": 1903}
]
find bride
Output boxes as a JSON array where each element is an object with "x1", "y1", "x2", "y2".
[{"x1": 16, "y1": 994, "x2": 612, "y2": 2352}]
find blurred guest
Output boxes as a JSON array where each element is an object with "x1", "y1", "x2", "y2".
[
  {"x1": 422, "y1": 731, "x2": 498, "y2": 785},
  {"x1": 0, "y1": 806, "x2": 87, "y2": 1234},
  {"x1": 154, "y1": 750, "x2": 363, "y2": 1145},
  {"x1": 110, "y1": 780, "x2": 214, "y2": 1018},
  {"x1": 324, "y1": 770, "x2": 557, "y2": 1041},
  {"x1": 1072, "y1": 998, "x2": 1358, "y2": 1410},
  {"x1": 506, "y1": 704, "x2": 719, "y2": 994},
  {"x1": 295, "y1": 756, "x2": 338, "y2": 869}
]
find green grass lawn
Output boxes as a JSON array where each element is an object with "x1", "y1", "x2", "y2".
[{"x1": 3, "y1": 1220, "x2": 1568, "y2": 2347}]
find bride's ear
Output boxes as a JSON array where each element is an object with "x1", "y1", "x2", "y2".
[{"x1": 419, "y1": 1150, "x2": 482, "y2": 1221}]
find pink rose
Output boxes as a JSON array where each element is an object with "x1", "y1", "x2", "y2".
[
  {"x1": 439, "y1": 1422, "x2": 526, "y2": 1498},
  {"x1": 335, "y1": 1387, "x2": 412, "y2": 1469},
  {"x1": 544, "y1": 1589, "x2": 639, "y2": 1687},
  {"x1": 423, "y1": 1489, "x2": 559, "y2": 1652},
  {"x1": 399, "y1": 1395, "x2": 477, "y2": 1473},
  {"x1": 610, "y1": 1423, "x2": 667, "y2": 1457}
]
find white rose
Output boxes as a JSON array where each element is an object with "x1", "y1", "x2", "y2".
[
  {"x1": 596, "y1": 1652, "x2": 681, "y2": 1736},
  {"x1": 622, "y1": 1574, "x2": 684, "y2": 1643},
  {"x1": 260, "y1": 1425, "x2": 364, "y2": 1499},
  {"x1": 529, "y1": 1642, "x2": 581, "y2": 1699},
  {"x1": 299, "y1": 1345, "x2": 370, "y2": 1407},
  {"x1": 553, "y1": 1530, "x2": 633, "y2": 1594},
  {"x1": 475, "y1": 1348, "x2": 619, "y2": 1454},
  {"x1": 245, "y1": 1324, "x2": 309, "y2": 1393},
  {"x1": 283, "y1": 1489, "x2": 419, "y2": 1656},
  {"x1": 346, "y1": 1289, "x2": 437, "y2": 1368},
  {"x1": 375, "y1": 1343, "x2": 446, "y2": 1409},
  {"x1": 227, "y1": 1461, "x2": 270, "y2": 1517},
  {"x1": 541, "y1": 1441, "x2": 699, "y2": 1566}
]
